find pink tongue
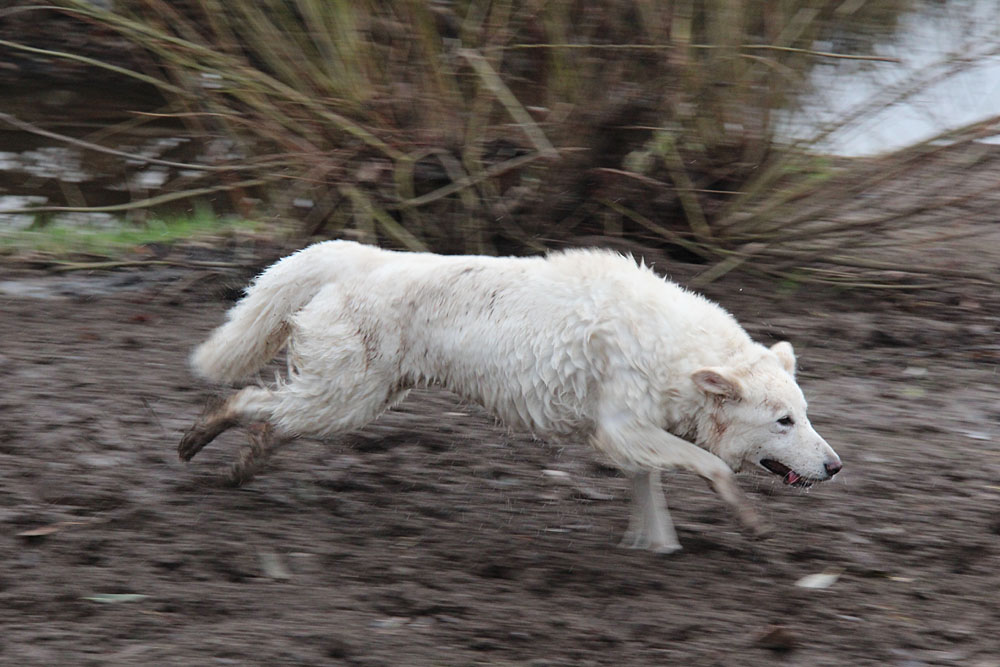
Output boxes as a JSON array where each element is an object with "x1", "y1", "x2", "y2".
[{"x1": 784, "y1": 471, "x2": 801, "y2": 485}]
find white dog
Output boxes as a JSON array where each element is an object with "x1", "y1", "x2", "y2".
[{"x1": 180, "y1": 241, "x2": 841, "y2": 552}]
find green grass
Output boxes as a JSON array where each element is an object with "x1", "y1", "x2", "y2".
[{"x1": 0, "y1": 212, "x2": 261, "y2": 256}]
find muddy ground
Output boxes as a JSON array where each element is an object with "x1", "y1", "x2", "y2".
[{"x1": 0, "y1": 244, "x2": 998, "y2": 666}]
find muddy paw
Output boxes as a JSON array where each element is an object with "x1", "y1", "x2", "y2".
[
  {"x1": 733, "y1": 506, "x2": 771, "y2": 540},
  {"x1": 178, "y1": 411, "x2": 237, "y2": 461},
  {"x1": 178, "y1": 426, "x2": 210, "y2": 461},
  {"x1": 744, "y1": 516, "x2": 773, "y2": 541},
  {"x1": 227, "y1": 422, "x2": 274, "y2": 485}
]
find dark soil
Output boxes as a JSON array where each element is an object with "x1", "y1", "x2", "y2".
[{"x1": 1, "y1": 247, "x2": 998, "y2": 666}]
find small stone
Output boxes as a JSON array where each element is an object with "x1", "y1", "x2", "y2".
[
  {"x1": 257, "y1": 549, "x2": 291, "y2": 580},
  {"x1": 795, "y1": 569, "x2": 841, "y2": 589},
  {"x1": 371, "y1": 616, "x2": 408, "y2": 629}
]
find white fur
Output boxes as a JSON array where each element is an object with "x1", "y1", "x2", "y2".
[{"x1": 188, "y1": 240, "x2": 841, "y2": 552}]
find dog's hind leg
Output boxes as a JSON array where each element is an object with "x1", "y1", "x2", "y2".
[
  {"x1": 621, "y1": 471, "x2": 680, "y2": 553},
  {"x1": 179, "y1": 370, "x2": 408, "y2": 466},
  {"x1": 227, "y1": 421, "x2": 301, "y2": 486},
  {"x1": 178, "y1": 386, "x2": 277, "y2": 461},
  {"x1": 181, "y1": 287, "x2": 408, "y2": 467}
]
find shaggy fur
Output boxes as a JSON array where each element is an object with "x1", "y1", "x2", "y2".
[{"x1": 180, "y1": 240, "x2": 841, "y2": 552}]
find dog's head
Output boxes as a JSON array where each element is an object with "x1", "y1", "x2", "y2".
[{"x1": 693, "y1": 342, "x2": 841, "y2": 487}]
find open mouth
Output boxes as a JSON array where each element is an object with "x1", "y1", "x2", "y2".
[{"x1": 760, "y1": 459, "x2": 813, "y2": 488}]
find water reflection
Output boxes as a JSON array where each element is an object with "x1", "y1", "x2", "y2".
[{"x1": 785, "y1": 0, "x2": 1000, "y2": 155}]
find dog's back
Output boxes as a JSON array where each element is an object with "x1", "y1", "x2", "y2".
[
  {"x1": 193, "y1": 242, "x2": 756, "y2": 436},
  {"x1": 284, "y1": 245, "x2": 753, "y2": 437}
]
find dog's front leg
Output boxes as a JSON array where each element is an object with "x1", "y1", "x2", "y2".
[
  {"x1": 594, "y1": 421, "x2": 769, "y2": 540},
  {"x1": 621, "y1": 470, "x2": 681, "y2": 553}
]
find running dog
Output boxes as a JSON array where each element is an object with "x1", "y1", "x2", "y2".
[{"x1": 179, "y1": 241, "x2": 842, "y2": 552}]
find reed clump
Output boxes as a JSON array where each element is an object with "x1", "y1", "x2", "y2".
[{"x1": 11, "y1": 0, "x2": 997, "y2": 287}]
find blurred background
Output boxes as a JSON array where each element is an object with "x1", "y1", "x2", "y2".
[{"x1": 1, "y1": 0, "x2": 999, "y2": 284}]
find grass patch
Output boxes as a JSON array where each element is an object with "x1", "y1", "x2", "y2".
[{"x1": 0, "y1": 212, "x2": 261, "y2": 256}]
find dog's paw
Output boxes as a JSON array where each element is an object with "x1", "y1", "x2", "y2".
[
  {"x1": 733, "y1": 506, "x2": 772, "y2": 540},
  {"x1": 178, "y1": 426, "x2": 210, "y2": 461},
  {"x1": 649, "y1": 541, "x2": 683, "y2": 555},
  {"x1": 744, "y1": 516, "x2": 773, "y2": 541},
  {"x1": 227, "y1": 422, "x2": 275, "y2": 485},
  {"x1": 619, "y1": 533, "x2": 683, "y2": 555},
  {"x1": 178, "y1": 411, "x2": 238, "y2": 461}
]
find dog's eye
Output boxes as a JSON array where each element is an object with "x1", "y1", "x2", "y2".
[{"x1": 777, "y1": 416, "x2": 794, "y2": 427}]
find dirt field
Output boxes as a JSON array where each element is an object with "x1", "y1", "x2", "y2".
[{"x1": 1, "y1": 245, "x2": 998, "y2": 666}]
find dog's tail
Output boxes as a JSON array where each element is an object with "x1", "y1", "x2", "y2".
[{"x1": 191, "y1": 241, "x2": 356, "y2": 384}]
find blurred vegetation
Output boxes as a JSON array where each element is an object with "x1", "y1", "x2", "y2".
[{"x1": 5, "y1": 0, "x2": 999, "y2": 285}]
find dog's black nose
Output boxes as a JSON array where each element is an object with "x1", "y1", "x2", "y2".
[{"x1": 824, "y1": 459, "x2": 843, "y2": 477}]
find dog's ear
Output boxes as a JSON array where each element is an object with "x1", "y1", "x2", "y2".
[
  {"x1": 692, "y1": 368, "x2": 742, "y2": 401},
  {"x1": 771, "y1": 341, "x2": 796, "y2": 376}
]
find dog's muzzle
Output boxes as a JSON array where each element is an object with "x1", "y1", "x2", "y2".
[{"x1": 760, "y1": 457, "x2": 841, "y2": 487}]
